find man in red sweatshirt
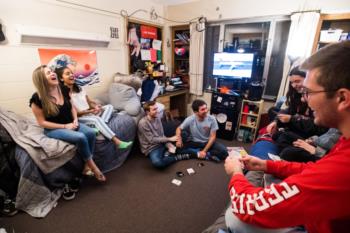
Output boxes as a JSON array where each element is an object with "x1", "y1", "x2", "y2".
[{"x1": 225, "y1": 41, "x2": 350, "y2": 233}]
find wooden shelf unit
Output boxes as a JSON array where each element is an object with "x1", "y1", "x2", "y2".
[
  {"x1": 171, "y1": 25, "x2": 190, "y2": 84},
  {"x1": 312, "y1": 13, "x2": 350, "y2": 53},
  {"x1": 236, "y1": 99, "x2": 264, "y2": 142}
]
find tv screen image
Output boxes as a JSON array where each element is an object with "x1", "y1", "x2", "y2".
[{"x1": 213, "y1": 53, "x2": 254, "y2": 78}]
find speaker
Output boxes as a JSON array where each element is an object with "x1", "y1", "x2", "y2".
[
  {"x1": 210, "y1": 93, "x2": 241, "y2": 140},
  {"x1": 248, "y1": 82, "x2": 263, "y2": 101}
]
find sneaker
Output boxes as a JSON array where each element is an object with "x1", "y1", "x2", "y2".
[
  {"x1": 1, "y1": 198, "x2": 18, "y2": 217},
  {"x1": 62, "y1": 184, "x2": 76, "y2": 201},
  {"x1": 208, "y1": 155, "x2": 221, "y2": 163},
  {"x1": 69, "y1": 177, "x2": 81, "y2": 192}
]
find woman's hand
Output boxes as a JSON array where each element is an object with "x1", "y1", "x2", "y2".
[
  {"x1": 92, "y1": 104, "x2": 102, "y2": 115},
  {"x1": 266, "y1": 121, "x2": 277, "y2": 134},
  {"x1": 73, "y1": 119, "x2": 79, "y2": 128},
  {"x1": 277, "y1": 114, "x2": 292, "y2": 123},
  {"x1": 293, "y1": 139, "x2": 316, "y2": 154},
  {"x1": 64, "y1": 122, "x2": 78, "y2": 130}
]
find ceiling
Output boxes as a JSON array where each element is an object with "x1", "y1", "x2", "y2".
[{"x1": 152, "y1": 0, "x2": 199, "y2": 6}]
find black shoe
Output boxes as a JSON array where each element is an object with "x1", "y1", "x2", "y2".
[
  {"x1": 62, "y1": 184, "x2": 76, "y2": 201},
  {"x1": 1, "y1": 198, "x2": 18, "y2": 217},
  {"x1": 69, "y1": 177, "x2": 81, "y2": 192}
]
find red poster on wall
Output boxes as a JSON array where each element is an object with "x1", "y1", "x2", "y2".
[{"x1": 141, "y1": 25, "x2": 157, "y2": 39}]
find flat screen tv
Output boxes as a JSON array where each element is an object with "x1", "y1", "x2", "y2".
[{"x1": 213, "y1": 52, "x2": 254, "y2": 78}]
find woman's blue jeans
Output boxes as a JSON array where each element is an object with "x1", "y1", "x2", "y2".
[{"x1": 44, "y1": 123, "x2": 96, "y2": 161}]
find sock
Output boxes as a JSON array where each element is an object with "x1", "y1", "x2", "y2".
[
  {"x1": 175, "y1": 153, "x2": 191, "y2": 161},
  {"x1": 118, "y1": 141, "x2": 133, "y2": 149},
  {"x1": 164, "y1": 151, "x2": 171, "y2": 157}
]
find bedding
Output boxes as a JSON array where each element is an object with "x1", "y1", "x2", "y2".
[{"x1": 10, "y1": 112, "x2": 136, "y2": 218}]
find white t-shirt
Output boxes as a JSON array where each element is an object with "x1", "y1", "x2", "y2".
[{"x1": 71, "y1": 88, "x2": 90, "y2": 112}]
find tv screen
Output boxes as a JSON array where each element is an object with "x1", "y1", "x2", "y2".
[{"x1": 213, "y1": 53, "x2": 254, "y2": 78}]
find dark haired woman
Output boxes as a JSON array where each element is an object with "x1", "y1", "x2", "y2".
[
  {"x1": 55, "y1": 66, "x2": 132, "y2": 149},
  {"x1": 266, "y1": 66, "x2": 312, "y2": 134}
]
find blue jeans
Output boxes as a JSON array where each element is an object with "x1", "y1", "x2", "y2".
[
  {"x1": 44, "y1": 123, "x2": 96, "y2": 161},
  {"x1": 178, "y1": 141, "x2": 229, "y2": 160},
  {"x1": 149, "y1": 145, "x2": 176, "y2": 169}
]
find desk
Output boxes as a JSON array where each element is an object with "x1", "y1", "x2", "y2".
[{"x1": 156, "y1": 89, "x2": 189, "y2": 117}]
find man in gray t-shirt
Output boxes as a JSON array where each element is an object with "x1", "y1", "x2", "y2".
[
  {"x1": 138, "y1": 101, "x2": 194, "y2": 168},
  {"x1": 176, "y1": 99, "x2": 228, "y2": 162}
]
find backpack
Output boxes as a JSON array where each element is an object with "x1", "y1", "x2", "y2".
[{"x1": 0, "y1": 124, "x2": 20, "y2": 199}]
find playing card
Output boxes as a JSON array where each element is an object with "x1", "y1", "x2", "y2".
[
  {"x1": 187, "y1": 168, "x2": 195, "y2": 175},
  {"x1": 171, "y1": 179, "x2": 182, "y2": 186},
  {"x1": 268, "y1": 153, "x2": 281, "y2": 161}
]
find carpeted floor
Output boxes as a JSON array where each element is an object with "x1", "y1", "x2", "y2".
[{"x1": 1, "y1": 139, "x2": 250, "y2": 233}]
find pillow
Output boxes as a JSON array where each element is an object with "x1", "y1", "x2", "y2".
[
  {"x1": 109, "y1": 83, "x2": 141, "y2": 116},
  {"x1": 113, "y1": 72, "x2": 144, "y2": 91}
]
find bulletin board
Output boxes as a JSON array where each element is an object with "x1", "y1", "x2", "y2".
[{"x1": 127, "y1": 20, "x2": 163, "y2": 74}]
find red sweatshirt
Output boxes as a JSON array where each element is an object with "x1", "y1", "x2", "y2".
[{"x1": 228, "y1": 137, "x2": 350, "y2": 233}]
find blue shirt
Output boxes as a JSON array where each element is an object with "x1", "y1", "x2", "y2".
[{"x1": 180, "y1": 114, "x2": 218, "y2": 143}]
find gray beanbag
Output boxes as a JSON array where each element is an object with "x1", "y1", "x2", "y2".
[
  {"x1": 109, "y1": 83, "x2": 141, "y2": 116},
  {"x1": 113, "y1": 72, "x2": 143, "y2": 91}
]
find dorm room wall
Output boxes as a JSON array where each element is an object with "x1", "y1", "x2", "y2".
[
  {"x1": 167, "y1": 0, "x2": 350, "y2": 22},
  {"x1": 165, "y1": 0, "x2": 350, "y2": 111},
  {"x1": 0, "y1": 0, "x2": 165, "y2": 115}
]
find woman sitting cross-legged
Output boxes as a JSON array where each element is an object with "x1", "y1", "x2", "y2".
[
  {"x1": 55, "y1": 66, "x2": 132, "y2": 150},
  {"x1": 30, "y1": 65, "x2": 106, "y2": 182}
]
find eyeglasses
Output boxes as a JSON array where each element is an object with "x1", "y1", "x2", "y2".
[{"x1": 300, "y1": 87, "x2": 338, "y2": 99}]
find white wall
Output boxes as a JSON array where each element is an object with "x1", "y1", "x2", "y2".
[
  {"x1": 167, "y1": 0, "x2": 350, "y2": 22},
  {"x1": 165, "y1": 0, "x2": 350, "y2": 109},
  {"x1": 0, "y1": 0, "x2": 165, "y2": 115}
]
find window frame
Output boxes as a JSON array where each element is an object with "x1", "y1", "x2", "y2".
[{"x1": 205, "y1": 15, "x2": 291, "y2": 100}]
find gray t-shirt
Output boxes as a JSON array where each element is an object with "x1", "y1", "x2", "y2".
[
  {"x1": 138, "y1": 116, "x2": 168, "y2": 155},
  {"x1": 180, "y1": 114, "x2": 218, "y2": 143}
]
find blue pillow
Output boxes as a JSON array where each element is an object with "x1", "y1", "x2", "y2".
[{"x1": 249, "y1": 140, "x2": 280, "y2": 160}]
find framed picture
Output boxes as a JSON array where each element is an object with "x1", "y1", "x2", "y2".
[{"x1": 38, "y1": 48, "x2": 99, "y2": 86}]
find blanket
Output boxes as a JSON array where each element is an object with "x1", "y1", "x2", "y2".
[{"x1": 0, "y1": 107, "x2": 76, "y2": 174}]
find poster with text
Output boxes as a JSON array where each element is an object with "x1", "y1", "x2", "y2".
[{"x1": 38, "y1": 48, "x2": 99, "y2": 86}]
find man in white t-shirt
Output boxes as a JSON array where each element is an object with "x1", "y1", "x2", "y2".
[{"x1": 176, "y1": 99, "x2": 228, "y2": 162}]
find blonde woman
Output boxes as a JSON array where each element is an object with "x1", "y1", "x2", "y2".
[
  {"x1": 55, "y1": 66, "x2": 132, "y2": 149},
  {"x1": 30, "y1": 65, "x2": 106, "y2": 182}
]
